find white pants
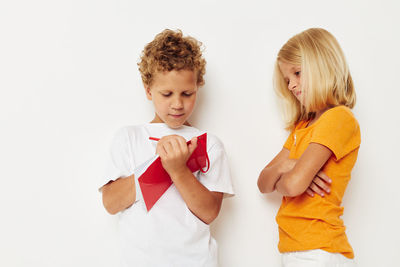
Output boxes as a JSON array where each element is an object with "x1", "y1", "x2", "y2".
[{"x1": 282, "y1": 249, "x2": 356, "y2": 267}]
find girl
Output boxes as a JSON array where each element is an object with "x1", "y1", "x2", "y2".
[{"x1": 257, "y1": 28, "x2": 360, "y2": 266}]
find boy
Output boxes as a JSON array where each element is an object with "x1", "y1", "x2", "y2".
[{"x1": 99, "y1": 29, "x2": 234, "y2": 267}]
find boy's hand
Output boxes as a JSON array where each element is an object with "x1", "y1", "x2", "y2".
[
  {"x1": 306, "y1": 171, "x2": 332, "y2": 197},
  {"x1": 156, "y1": 135, "x2": 198, "y2": 178}
]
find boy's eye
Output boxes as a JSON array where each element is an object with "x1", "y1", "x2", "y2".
[
  {"x1": 295, "y1": 71, "x2": 301, "y2": 76},
  {"x1": 183, "y1": 92, "x2": 193, "y2": 97},
  {"x1": 161, "y1": 92, "x2": 172, "y2": 97}
]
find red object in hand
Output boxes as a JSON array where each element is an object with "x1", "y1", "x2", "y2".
[{"x1": 138, "y1": 133, "x2": 209, "y2": 211}]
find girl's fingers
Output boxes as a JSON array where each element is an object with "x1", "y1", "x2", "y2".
[
  {"x1": 306, "y1": 188, "x2": 315, "y2": 197},
  {"x1": 316, "y1": 171, "x2": 332, "y2": 183},
  {"x1": 310, "y1": 182, "x2": 325, "y2": 197},
  {"x1": 313, "y1": 176, "x2": 331, "y2": 194}
]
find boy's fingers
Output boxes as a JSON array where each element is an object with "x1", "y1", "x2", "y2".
[
  {"x1": 316, "y1": 171, "x2": 332, "y2": 183},
  {"x1": 156, "y1": 143, "x2": 167, "y2": 158},
  {"x1": 313, "y1": 177, "x2": 331, "y2": 194},
  {"x1": 188, "y1": 137, "x2": 198, "y2": 155},
  {"x1": 176, "y1": 136, "x2": 188, "y2": 154},
  {"x1": 163, "y1": 141, "x2": 174, "y2": 156},
  {"x1": 170, "y1": 138, "x2": 182, "y2": 154}
]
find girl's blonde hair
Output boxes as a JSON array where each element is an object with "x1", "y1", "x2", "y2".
[{"x1": 274, "y1": 28, "x2": 356, "y2": 130}]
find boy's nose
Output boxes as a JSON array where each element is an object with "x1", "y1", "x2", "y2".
[{"x1": 171, "y1": 97, "x2": 184, "y2": 109}]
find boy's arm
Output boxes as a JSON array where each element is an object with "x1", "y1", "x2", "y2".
[
  {"x1": 275, "y1": 143, "x2": 332, "y2": 197},
  {"x1": 170, "y1": 169, "x2": 223, "y2": 225},
  {"x1": 156, "y1": 135, "x2": 223, "y2": 225},
  {"x1": 101, "y1": 175, "x2": 136, "y2": 215}
]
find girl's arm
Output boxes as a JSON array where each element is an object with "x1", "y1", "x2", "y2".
[
  {"x1": 157, "y1": 135, "x2": 223, "y2": 225},
  {"x1": 258, "y1": 147, "x2": 332, "y2": 196},
  {"x1": 257, "y1": 148, "x2": 293, "y2": 193},
  {"x1": 101, "y1": 175, "x2": 136, "y2": 214},
  {"x1": 275, "y1": 143, "x2": 332, "y2": 197}
]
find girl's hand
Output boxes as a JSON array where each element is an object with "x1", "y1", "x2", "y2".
[
  {"x1": 280, "y1": 158, "x2": 331, "y2": 197},
  {"x1": 305, "y1": 171, "x2": 332, "y2": 197},
  {"x1": 156, "y1": 135, "x2": 198, "y2": 178}
]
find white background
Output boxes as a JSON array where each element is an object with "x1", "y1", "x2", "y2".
[{"x1": 1, "y1": 0, "x2": 399, "y2": 266}]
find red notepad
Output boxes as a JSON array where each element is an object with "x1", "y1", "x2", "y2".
[{"x1": 138, "y1": 133, "x2": 209, "y2": 211}]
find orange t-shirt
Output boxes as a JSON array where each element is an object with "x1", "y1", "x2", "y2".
[{"x1": 276, "y1": 105, "x2": 361, "y2": 259}]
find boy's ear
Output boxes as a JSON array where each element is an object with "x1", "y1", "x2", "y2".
[{"x1": 144, "y1": 85, "x2": 152, "y2": 100}]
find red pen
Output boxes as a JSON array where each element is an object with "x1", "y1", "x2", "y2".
[{"x1": 149, "y1": 136, "x2": 202, "y2": 142}]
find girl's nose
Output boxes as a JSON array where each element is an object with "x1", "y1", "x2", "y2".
[{"x1": 288, "y1": 80, "x2": 297, "y2": 91}]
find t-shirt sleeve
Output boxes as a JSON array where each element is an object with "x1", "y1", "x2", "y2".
[
  {"x1": 197, "y1": 135, "x2": 234, "y2": 197},
  {"x1": 99, "y1": 127, "x2": 135, "y2": 191},
  {"x1": 310, "y1": 107, "x2": 361, "y2": 161},
  {"x1": 283, "y1": 130, "x2": 295, "y2": 150}
]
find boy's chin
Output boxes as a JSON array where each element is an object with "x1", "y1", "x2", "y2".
[
  {"x1": 165, "y1": 121, "x2": 186, "y2": 129},
  {"x1": 151, "y1": 114, "x2": 189, "y2": 128}
]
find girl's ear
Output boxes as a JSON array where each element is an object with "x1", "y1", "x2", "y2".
[{"x1": 144, "y1": 85, "x2": 152, "y2": 100}]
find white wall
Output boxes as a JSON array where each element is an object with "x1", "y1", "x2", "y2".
[{"x1": 1, "y1": 0, "x2": 399, "y2": 266}]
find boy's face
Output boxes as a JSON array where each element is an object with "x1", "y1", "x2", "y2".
[{"x1": 145, "y1": 70, "x2": 198, "y2": 129}]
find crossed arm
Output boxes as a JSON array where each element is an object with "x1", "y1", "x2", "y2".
[
  {"x1": 101, "y1": 135, "x2": 223, "y2": 224},
  {"x1": 257, "y1": 143, "x2": 332, "y2": 197}
]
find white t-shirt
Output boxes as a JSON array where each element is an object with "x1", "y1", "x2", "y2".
[{"x1": 100, "y1": 123, "x2": 234, "y2": 267}]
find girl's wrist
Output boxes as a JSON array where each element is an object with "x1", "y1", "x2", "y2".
[{"x1": 277, "y1": 161, "x2": 287, "y2": 176}]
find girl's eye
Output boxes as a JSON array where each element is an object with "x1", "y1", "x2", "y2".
[
  {"x1": 162, "y1": 92, "x2": 172, "y2": 97},
  {"x1": 183, "y1": 92, "x2": 193, "y2": 97},
  {"x1": 295, "y1": 71, "x2": 301, "y2": 76}
]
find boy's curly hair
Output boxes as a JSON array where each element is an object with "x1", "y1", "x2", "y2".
[{"x1": 138, "y1": 29, "x2": 206, "y2": 86}]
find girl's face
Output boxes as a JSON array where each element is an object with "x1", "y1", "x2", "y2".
[
  {"x1": 145, "y1": 70, "x2": 198, "y2": 129},
  {"x1": 278, "y1": 61, "x2": 304, "y2": 105}
]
